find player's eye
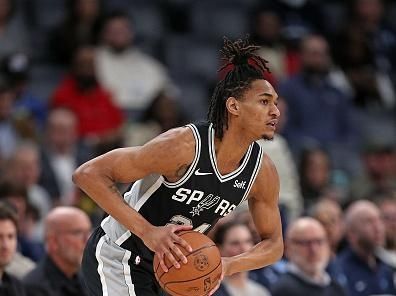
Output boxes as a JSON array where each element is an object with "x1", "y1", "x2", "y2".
[{"x1": 261, "y1": 99, "x2": 269, "y2": 105}]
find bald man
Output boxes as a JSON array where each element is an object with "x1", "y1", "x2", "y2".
[
  {"x1": 23, "y1": 207, "x2": 92, "y2": 296},
  {"x1": 271, "y1": 217, "x2": 346, "y2": 296},
  {"x1": 339, "y1": 200, "x2": 396, "y2": 296}
]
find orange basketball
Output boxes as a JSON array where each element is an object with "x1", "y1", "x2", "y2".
[{"x1": 153, "y1": 231, "x2": 222, "y2": 296}]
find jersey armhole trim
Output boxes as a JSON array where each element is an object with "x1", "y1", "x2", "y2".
[
  {"x1": 238, "y1": 144, "x2": 264, "y2": 205},
  {"x1": 163, "y1": 124, "x2": 201, "y2": 188}
]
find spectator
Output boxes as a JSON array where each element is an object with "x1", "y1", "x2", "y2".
[
  {"x1": 95, "y1": 12, "x2": 176, "y2": 117},
  {"x1": 51, "y1": 45, "x2": 124, "y2": 154},
  {"x1": 0, "y1": 181, "x2": 43, "y2": 265},
  {"x1": 0, "y1": 75, "x2": 18, "y2": 162},
  {"x1": 125, "y1": 92, "x2": 187, "y2": 146},
  {"x1": 310, "y1": 198, "x2": 345, "y2": 255},
  {"x1": 251, "y1": 7, "x2": 299, "y2": 82},
  {"x1": 0, "y1": 0, "x2": 30, "y2": 60},
  {"x1": 376, "y1": 195, "x2": 396, "y2": 268},
  {"x1": 23, "y1": 207, "x2": 91, "y2": 296},
  {"x1": 50, "y1": 0, "x2": 104, "y2": 64},
  {"x1": 39, "y1": 108, "x2": 92, "y2": 203},
  {"x1": 0, "y1": 202, "x2": 27, "y2": 296},
  {"x1": 279, "y1": 34, "x2": 355, "y2": 171},
  {"x1": 213, "y1": 221, "x2": 271, "y2": 296},
  {"x1": 349, "y1": 139, "x2": 396, "y2": 201},
  {"x1": 1, "y1": 52, "x2": 47, "y2": 129},
  {"x1": 339, "y1": 200, "x2": 396, "y2": 296},
  {"x1": 4, "y1": 142, "x2": 52, "y2": 240},
  {"x1": 271, "y1": 217, "x2": 346, "y2": 296},
  {"x1": 298, "y1": 147, "x2": 339, "y2": 208}
]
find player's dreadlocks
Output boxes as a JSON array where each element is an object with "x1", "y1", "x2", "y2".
[{"x1": 207, "y1": 36, "x2": 270, "y2": 139}]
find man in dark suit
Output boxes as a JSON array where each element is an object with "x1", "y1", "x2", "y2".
[{"x1": 23, "y1": 207, "x2": 91, "y2": 296}]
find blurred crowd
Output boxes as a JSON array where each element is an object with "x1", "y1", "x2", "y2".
[{"x1": 0, "y1": 0, "x2": 395, "y2": 295}]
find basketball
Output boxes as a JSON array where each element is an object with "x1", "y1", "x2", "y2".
[{"x1": 153, "y1": 231, "x2": 222, "y2": 296}]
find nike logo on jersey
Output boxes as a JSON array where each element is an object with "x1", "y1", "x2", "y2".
[{"x1": 194, "y1": 169, "x2": 213, "y2": 176}]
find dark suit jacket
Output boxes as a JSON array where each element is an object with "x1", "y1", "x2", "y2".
[
  {"x1": 0, "y1": 272, "x2": 27, "y2": 296},
  {"x1": 23, "y1": 255, "x2": 88, "y2": 296}
]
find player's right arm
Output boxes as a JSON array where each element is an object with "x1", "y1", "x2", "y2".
[{"x1": 72, "y1": 127, "x2": 195, "y2": 272}]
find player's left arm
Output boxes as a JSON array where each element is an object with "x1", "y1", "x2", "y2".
[{"x1": 225, "y1": 153, "x2": 284, "y2": 275}]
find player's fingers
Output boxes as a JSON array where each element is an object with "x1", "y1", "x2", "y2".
[
  {"x1": 170, "y1": 243, "x2": 188, "y2": 264},
  {"x1": 164, "y1": 249, "x2": 180, "y2": 269},
  {"x1": 172, "y1": 233, "x2": 193, "y2": 253},
  {"x1": 157, "y1": 253, "x2": 168, "y2": 273},
  {"x1": 173, "y1": 224, "x2": 193, "y2": 233}
]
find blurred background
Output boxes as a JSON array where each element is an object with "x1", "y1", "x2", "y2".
[{"x1": 0, "y1": 0, "x2": 395, "y2": 295}]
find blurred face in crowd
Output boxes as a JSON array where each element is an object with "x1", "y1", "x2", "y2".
[
  {"x1": 219, "y1": 224, "x2": 254, "y2": 257},
  {"x1": 75, "y1": 0, "x2": 99, "y2": 22},
  {"x1": 7, "y1": 145, "x2": 41, "y2": 187},
  {"x1": 346, "y1": 201, "x2": 385, "y2": 253},
  {"x1": 46, "y1": 109, "x2": 78, "y2": 154},
  {"x1": 364, "y1": 149, "x2": 395, "y2": 180},
  {"x1": 0, "y1": 0, "x2": 11, "y2": 23},
  {"x1": 378, "y1": 198, "x2": 396, "y2": 250},
  {"x1": 301, "y1": 35, "x2": 331, "y2": 74},
  {"x1": 286, "y1": 218, "x2": 330, "y2": 278},
  {"x1": 72, "y1": 46, "x2": 97, "y2": 89},
  {"x1": 312, "y1": 199, "x2": 344, "y2": 253},
  {"x1": 46, "y1": 207, "x2": 91, "y2": 276},
  {"x1": 255, "y1": 11, "x2": 281, "y2": 44},
  {"x1": 355, "y1": 0, "x2": 383, "y2": 25},
  {"x1": 0, "y1": 218, "x2": 17, "y2": 272},
  {"x1": 303, "y1": 149, "x2": 330, "y2": 190},
  {"x1": 0, "y1": 88, "x2": 14, "y2": 121},
  {"x1": 102, "y1": 16, "x2": 134, "y2": 52}
]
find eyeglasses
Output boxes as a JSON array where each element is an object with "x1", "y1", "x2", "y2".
[
  {"x1": 61, "y1": 229, "x2": 91, "y2": 239},
  {"x1": 290, "y1": 238, "x2": 327, "y2": 247}
]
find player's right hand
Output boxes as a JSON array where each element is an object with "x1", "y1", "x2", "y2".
[{"x1": 142, "y1": 224, "x2": 193, "y2": 273}]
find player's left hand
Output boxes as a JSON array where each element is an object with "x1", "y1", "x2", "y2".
[{"x1": 207, "y1": 257, "x2": 230, "y2": 296}]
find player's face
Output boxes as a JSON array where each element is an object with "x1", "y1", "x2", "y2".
[
  {"x1": 237, "y1": 79, "x2": 280, "y2": 141},
  {"x1": 0, "y1": 219, "x2": 17, "y2": 269}
]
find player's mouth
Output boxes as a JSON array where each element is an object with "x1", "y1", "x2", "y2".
[{"x1": 266, "y1": 120, "x2": 278, "y2": 130}]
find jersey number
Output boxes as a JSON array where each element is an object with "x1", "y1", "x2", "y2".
[{"x1": 167, "y1": 215, "x2": 211, "y2": 233}]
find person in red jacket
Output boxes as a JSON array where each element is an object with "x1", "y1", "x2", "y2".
[{"x1": 51, "y1": 44, "x2": 124, "y2": 154}]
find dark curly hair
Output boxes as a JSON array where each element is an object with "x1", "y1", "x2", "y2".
[{"x1": 207, "y1": 36, "x2": 270, "y2": 139}]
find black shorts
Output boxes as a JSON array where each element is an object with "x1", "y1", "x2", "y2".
[{"x1": 82, "y1": 226, "x2": 168, "y2": 296}]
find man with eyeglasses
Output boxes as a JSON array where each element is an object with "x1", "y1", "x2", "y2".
[
  {"x1": 271, "y1": 217, "x2": 346, "y2": 296},
  {"x1": 23, "y1": 207, "x2": 92, "y2": 296}
]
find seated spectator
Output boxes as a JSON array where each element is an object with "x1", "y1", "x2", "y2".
[
  {"x1": 0, "y1": 0, "x2": 30, "y2": 60},
  {"x1": 349, "y1": 139, "x2": 396, "y2": 201},
  {"x1": 1, "y1": 52, "x2": 47, "y2": 129},
  {"x1": 39, "y1": 108, "x2": 92, "y2": 203},
  {"x1": 213, "y1": 221, "x2": 271, "y2": 296},
  {"x1": 279, "y1": 34, "x2": 356, "y2": 172},
  {"x1": 339, "y1": 200, "x2": 396, "y2": 296},
  {"x1": 271, "y1": 217, "x2": 346, "y2": 296},
  {"x1": 0, "y1": 202, "x2": 27, "y2": 295},
  {"x1": 310, "y1": 198, "x2": 345, "y2": 255},
  {"x1": 376, "y1": 195, "x2": 396, "y2": 268},
  {"x1": 125, "y1": 92, "x2": 187, "y2": 146},
  {"x1": 23, "y1": 207, "x2": 91, "y2": 296},
  {"x1": 51, "y1": 45, "x2": 124, "y2": 154},
  {"x1": 95, "y1": 12, "x2": 176, "y2": 117},
  {"x1": 49, "y1": 0, "x2": 104, "y2": 64},
  {"x1": 0, "y1": 75, "x2": 20, "y2": 162},
  {"x1": 0, "y1": 181, "x2": 43, "y2": 264}
]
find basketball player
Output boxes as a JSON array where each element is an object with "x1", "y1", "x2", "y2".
[{"x1": 73, "y1": 37, "x2": 284, "y2": 296}]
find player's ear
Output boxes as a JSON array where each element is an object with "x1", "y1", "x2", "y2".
[{"x1": 226, "y1": 97, "x2": 240, "y2": 116}]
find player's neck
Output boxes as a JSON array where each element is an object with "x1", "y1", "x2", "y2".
[{"x1": 214, "y1": 130, "x2": 252, "y2": 175}]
